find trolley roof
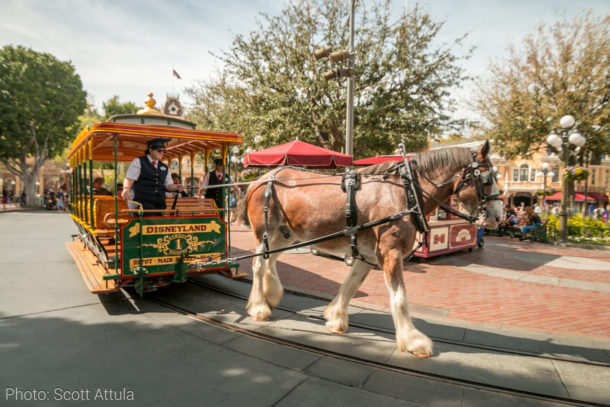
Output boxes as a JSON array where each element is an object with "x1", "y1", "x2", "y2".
[{"x1": 67, "y1": 121, "x2": 243, "y2": 162}]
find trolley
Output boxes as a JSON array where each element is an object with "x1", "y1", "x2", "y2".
[{"x1": 65, "y1": 101, "x2": 243, "y2": 295}]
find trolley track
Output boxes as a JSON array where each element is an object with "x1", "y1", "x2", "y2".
[
  {"x1": 145, "y1": 279, "x2": 610, "y2": 407},
  {"x1": 186, "y1": 277, "x2": 610, "y2": 369}
]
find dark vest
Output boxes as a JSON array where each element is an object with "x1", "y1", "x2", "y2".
[
  {"x1": 205, "y1": 171, "x2": 225, "y2": 204},
  {"x1": 133, "y1": 156, "x2": 168, "y2": 205}
]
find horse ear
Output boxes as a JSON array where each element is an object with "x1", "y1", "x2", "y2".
[{"x1": 477, "y1": 140, "x2": 490, "y2": 162}]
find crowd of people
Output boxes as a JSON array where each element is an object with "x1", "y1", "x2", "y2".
[{"x1": 498, "y1": 201, "x2": 610, "y2": 241}]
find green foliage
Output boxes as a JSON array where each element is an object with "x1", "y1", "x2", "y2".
[
  {"x1": 186, "y1": 0, "x2": 470, "y2": 158},
  {"x1": 473, "y1": 12, "x2": 610, "y2": 161},
  {"x1": 102, "y1": 95, "x2": 139, "y2": 119},
  {"x1": 0, "y1": 45, "x2": 87, "y2": 204},
  {"x1": 546, "y1": 213, "x2": 610, "y2": 241}
]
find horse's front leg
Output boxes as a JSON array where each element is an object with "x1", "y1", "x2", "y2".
[
  {"x1": 324, "y1": 260, "x2": 372, "y2": 334},
  {"x1": 382, "y1": 249, "x2": 433, "y2": 357},
  {"x1": 246, "y1": 242, "x2": 273, "y2": 321}
]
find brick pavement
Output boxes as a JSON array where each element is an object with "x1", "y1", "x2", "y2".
[{"x1": 229, "y1": 225, "x2": 610, "y2": 339}]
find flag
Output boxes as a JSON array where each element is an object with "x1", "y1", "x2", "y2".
[{"x1": 172, "y1": 69, "x2": 181, "y2": 79}]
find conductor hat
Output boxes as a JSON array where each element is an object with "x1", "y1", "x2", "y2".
[
  {"x1": 147, "y1": 138, "x2": 170, "y2": 150},
  {"x1": 214, "y1": 158, "x2": 224, "y2": 166}
]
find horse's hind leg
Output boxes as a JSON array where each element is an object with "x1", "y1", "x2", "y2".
[
  {"x1": 382, "y1": 250, "x2": 433, "y2": 357},
  {"x1": 246, "y1": 242, "x2": 273, "y2": 321},
  {"x1": 324, "y1": 260, "x2": 372, "y2": 334}
]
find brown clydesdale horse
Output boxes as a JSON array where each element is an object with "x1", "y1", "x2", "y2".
[{"x1": 235, "y1": 141, "x2": 502, "y2": 357}]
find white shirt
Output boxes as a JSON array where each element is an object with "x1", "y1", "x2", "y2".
[{"x1": 125, "y1": 155, "x2": 173, "y2": 186}]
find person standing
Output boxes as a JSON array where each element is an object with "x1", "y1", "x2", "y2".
[
  {"x1": 199, "y1": 158, "x2": 235, "y2": 210},
  {"x1": 1, "y1": 185, "x2": 7, "y2": 210},
  {"x1": 121, "y1": 138, "x2": 183, "y2": 215}
]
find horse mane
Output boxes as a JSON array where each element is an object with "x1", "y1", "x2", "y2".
[
  {"x1": 355, "y1": 161, "x2": 402, "y2": 175},
  {"x1": 414, "y1": 147, "x2": 473, "y2": 175},
  {"x1": 355, "y1": 147, "x2": 474, "y2": 176}
]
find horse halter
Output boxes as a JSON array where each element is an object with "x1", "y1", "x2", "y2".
[
  {"x1": 418, "y1": 152, "x2": 501, "y2": 222},
  {"x1": 454, "y1": 153, "x2": 502, "y2": 214}
]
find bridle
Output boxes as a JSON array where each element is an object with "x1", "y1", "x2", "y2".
[{"x1": 417, "y1": 152, "x2": 502, "y2": 222}]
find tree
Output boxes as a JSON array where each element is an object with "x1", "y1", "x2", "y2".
[
  {"x1": 102, "y1": 95, "x2": 139, "y2": 119},
  {"x1": 473, "y1": 12, "x2": 609, "y2": 161},
  {"x1": 186, "y1": 0, "x2": 470, "y2": 158},
  {"x1": 0, "y1": 45, "x2": 87, "y2": 204}
]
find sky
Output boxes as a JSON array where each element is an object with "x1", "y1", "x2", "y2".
[{"x1": 1, "y1": 0, "x2": 609, "y2": 122}]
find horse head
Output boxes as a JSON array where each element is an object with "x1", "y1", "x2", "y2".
[{"x1": 453, "y1": 140, "x2": 503, "y2": 229}]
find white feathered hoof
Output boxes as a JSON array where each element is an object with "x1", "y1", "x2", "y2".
[
  {"x1": 396, "y1": 330, "x2": 434, "y2": 358},
  {"x1": 323, "y1": 305, "x2": 348, "y2": 334},
  {"x1": 246, "y1": 302, "x2": 272, "y2": 322}
]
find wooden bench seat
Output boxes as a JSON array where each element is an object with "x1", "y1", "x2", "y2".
[{"x1": 165, "y1": 197, "x2": 217, "y2": 215}]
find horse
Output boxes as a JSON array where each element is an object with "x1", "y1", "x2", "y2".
[{"x1": 235, "y1": 141, "x2": 503, "y2": 357}]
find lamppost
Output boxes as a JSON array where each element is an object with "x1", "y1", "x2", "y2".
[
  {"x1": 313, "y1": 0, "x2": 355, "y2": 157},
  {"x1": 545, "y1": 115, "x2": 586, "y2": 241},
  {"x1": 536, "y1": 163, "x2": 555, "y2": 212}
]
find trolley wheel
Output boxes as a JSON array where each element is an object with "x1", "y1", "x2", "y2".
[
  {"x1": 478, "y1": 238, "x2": 484, "y2": 248},
  {"x1": 468, "y1": 248, "x2": 474, "y2": 253}
]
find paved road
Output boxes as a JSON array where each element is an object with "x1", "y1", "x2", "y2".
[
  {"x1": 1, "y1": 212, "x2": 609, "y2": 406},
  {"x1": 229, "y1": 224, "x2": 610, "y2": 340}
]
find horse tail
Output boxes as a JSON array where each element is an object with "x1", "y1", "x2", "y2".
[{"x1": 234, "y1": 186, "x2": 251, "y2": 227}]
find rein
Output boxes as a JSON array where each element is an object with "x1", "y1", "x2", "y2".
[{"x1": 188, "y1": 152, "x2": 498, "y2": 270}]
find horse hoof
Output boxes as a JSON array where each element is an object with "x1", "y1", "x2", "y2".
[
  {"x1": 247, "y1": 304, "x2": 271, "y2": 321},
  {"x1": 409, "y1": 348, "x2": 434, "y2": 358},
  {"x1": 325, "y1": 320, "x2": 347, "y2": 334}
]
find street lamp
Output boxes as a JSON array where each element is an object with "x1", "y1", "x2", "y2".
[
  {"x1": 313, "y1": 0, "x2": 355, "y2": 158},
  {"x1": 545, "y1": 114, "x2": 586, "y2": 241},
  {"x1": 536, "y1": 162, "x2": 555, "y2": 212}
]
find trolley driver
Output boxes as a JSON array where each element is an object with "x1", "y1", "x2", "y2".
[{"x1": 121, "y1": 138, "x2": 183, "y2": 215}]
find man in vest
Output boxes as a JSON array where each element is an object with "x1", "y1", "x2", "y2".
[
  {"x1": 121, "y1": 138, "x2": 183, "y2": 215},
  {"x1": 200, "y1": 158, "x2": 237, "y2": 210}
]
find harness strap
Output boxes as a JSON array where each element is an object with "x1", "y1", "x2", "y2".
[
  {"x1": 342, "y1": 170, "x2": 361, "y2": 260},
  {"x1": 189, "y1": 208, "x2": 417, "y2": 270},
  {"x1": 400, "y1": 161, "x2": 429, "y2": 234},
  {"x1": 262, "y1": 180, "x2": 273, "y2": 259}
]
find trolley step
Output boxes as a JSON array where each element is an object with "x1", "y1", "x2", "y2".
[{"x1": 65, "y1": 241, "x2": 120, "y2": 294}]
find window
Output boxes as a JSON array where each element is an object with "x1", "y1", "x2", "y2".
[
  {"x1": 591, "y1": 170, "x2": 595, "y2": 185},
  {"x1": 530, "y1": 168, "x2": 536, "y2": 181},
  {"x1": 513, "y1": 168, "x2": 519, "y2": 182},
  {"x1": 519, "y1": 164, "x2": 529, "y2": 181},
  {"x1": 552, "y1": 167, "x2": 559, "y2": 182}
]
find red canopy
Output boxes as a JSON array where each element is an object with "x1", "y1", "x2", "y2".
[
  {"x1": 243, "y1": 140, "x2": 352, "y2": 169},
  {"x1": 353, "y1": 154, "x2": 414, "y2": 166},
  {"x1": 587, "y1": 192, "x2": 609, "y2": 202},
  {"x1": 545, "y1": 192, "x2": 596, "y2": 202}
]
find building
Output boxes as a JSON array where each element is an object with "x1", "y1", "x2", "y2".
[{"x1": 431, "y1": 140, "x2": 610, "y2": 211}]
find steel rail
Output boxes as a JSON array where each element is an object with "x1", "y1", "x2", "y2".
[
  {"x1": 187, "y1": 277, "x2": 610, "y2": 369},
  {"x1": 149, "y1": 292, "x2": 607, "y2": 407}
]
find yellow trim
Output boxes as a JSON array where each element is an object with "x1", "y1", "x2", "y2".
[
  {"x1": 222, "y1": 145, "x2": 228, "y2": 165},
  {"x1": 205, "y1": 150, "x2": 211, "y2": 169}
]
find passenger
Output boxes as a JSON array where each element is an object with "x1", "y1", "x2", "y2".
[
  {"x1": 116, "y1": 183, "x2": 123, "y2": 196},
  {"x1": 121, "y1": 138, "x2": 183, "y2": 216},
  {"x1": 168, "y1": 173, "x2": 189, "y2": 197},
  {"x1": 93, "y1": 177, "x2": 113, "y2": 196},
  {"x1": 519, "y1": 206, "x2": 542, "y2": 241}
]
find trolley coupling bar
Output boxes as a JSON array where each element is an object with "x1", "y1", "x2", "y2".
[{"x1": 188, "y1": 208, "x2": 416, "y2": 270}]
